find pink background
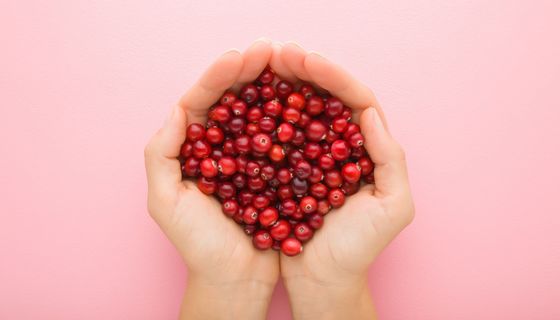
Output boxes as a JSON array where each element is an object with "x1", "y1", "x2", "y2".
[{"x1": 1, "y1": 0, "x2": 559, "y2": 319}]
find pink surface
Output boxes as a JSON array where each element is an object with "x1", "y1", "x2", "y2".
[{"x1": 1, "y1": 0, "x2": 559, "y2": 319}]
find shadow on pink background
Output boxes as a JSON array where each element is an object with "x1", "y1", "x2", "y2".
[{"x1": 1, "y1": 0, "x2": 559, "y2": 319}]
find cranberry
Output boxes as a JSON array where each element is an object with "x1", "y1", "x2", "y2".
[
  {"x1": 317, "y1": 199, "x2": 331, "y2": 215},
  {"x1": 268, "y1": 144, "x2": 285, "y2": 162},
  {"x1": 283, "y1": 107, "x2": 301, "y2": 123},
  {"x1": 318, "y1": 154, "x2": 336, "y2": 170},
  {"x1": 263, "y1": 100, "x2": 283, "y2": 117},
  {"x1": 300, "y1": 196, "x2": 318, "y2": 214},
  {"x1": 222, "y1": 139, "x2": 237, "y2": 156},
  {"x1": 240, "y1": 84, "x2": 259, "y2": 104},
  {"x1": 234, "y1": 135, "x2": 251, "y2": 154},
  {"x1": 306, "y1": 96, "x2": 324, "y2": 116},
  {"x1": 303, "y1": 142, "x2": 321, "y2": 160},
  {"x1": 331, "y1": 116, "x2": 348, "y2": 133},
  {"x1": 217, "y1": 182, "x2": 235, "y2": 199},
  {"x1": 294, "y1": 160, "x2": 312, "y2": 179},
  {"x1": 325, "y1": 129, "x2": 340, "y2": 143},
  {"x1": 287, "y1": 93, "x2": 306, "y2": 110},
  {"x1": 209, "y1": 105, "x2": 232, "y2": 123},
  {"x1": 299, "y1": 83, "x2": 315, "y2": 99},
  {"x1": 288, "y1": 149, "x2": 304, "y2": 167},
  {"x1": 324, "y1": 170, "x2": 343, "y2": 188},
  {"x1": 294, "y1": 222, "x2": 313, "y2": 242},
  {"x1": 277, "y1": 123, "x2": 295, "y2": 142},
  {"x1": 221, "y1": 199, "x2": 239, "y2": 217},
  {"x1": 192, "y1": 140, "x2": 211, "y2": 158},
  {"x1": 306, "y1": 120, "x2": 327, "y2": 141},
  {"x1": 292, "y1": 129, "x2": 306, "y2": 146},
  {"x1": 183, "y1": 157, "x2": 200, "y2": 177},
  {"x1": 276, "y1": 80, "x2": 294, "y2": 99},
  {"x1": 343, "y1": 123, "x2": 361, "y2": 140},
  {"x1": 307, "y1": 213, "x2": 324, "y2": 229},
  {"x1": 308, "y1": 166, "x2": 324, "y2": 184},
  {"x1": 247, "y1": 106, "x2": 264, "y2": 122},
  {"x1": 348, "y1": 132, "x2": 365, "y2": 148},
  {"x1": 220, "y1": 92, "x2": 236, "y2": 106},
  {"x1": 180, "y1": 142, "x2": 193, "y2": 157},
  {"x1": 291, "y1": 177, "x2": 309, "y2": 196},
  {"x1": 325, "y1": 97, "x2": 344, "y2": 117},
  {"x1": 186, "y1": 123, "x2": 206, "y2": 142},
  {"x1": 206, "y1": 127, "x2": 224, "y2": 145},
  {"x1": 281, "y1": 238, "x2": 303, "y2": 256},
  {"x1": 200, "y1": 158, "x2": 218, "y2": 178},
  {"x1": 277, "y1": 185, "x2": 294, "y2": 200},
  {"x1": 253, "y1": 230, "x2": 273, "y2": 250},
  {"x1": 296, "y1": 112, "x2": 311, "y2": 128},
  {"x1": 260, "y1": 84, "x2": 276, "y2": 101},
  {"x1": 248, "y1": 176, "x2": 266, "y2": 192},
  {"x1": 242, "y1": 206, "x2": 259, "y2": 224},
  {"x1": 253, "y1": 194, "x2": 271, "y2": 209},
  {"x1": 231, "y1": 100, "x2": 248, "y2": 116},
  {"x1": 276, "y1": 168, "x2": 293, "y2": 184},
  {"x1": 363, "y1": 172, "x2": 375, "y2": 184},
  {"x1": 270, "y1": 219, "x2": 291, "y2": 241},
  {"x1": 197, "y1": 176, "x2": 217, "y2": 195},
  {"x1": 341, "y1": 106, "x2": 352, "y2": 120},
  {"x1": 258, "y1": 117, "x2": 276, "y2": 133},
  {"x1": 246, "y1": 161, "x2": 261, "y2": 177},
  {"x1": 259, "y1": 207, "x2": 279, "y2": 227},
  {"x1": 232, "y1": 173, "x2": 246, "y2": 189},
  {"x1": 330, "y1": 140, "x2": 351, "y2": 161},
  {"x1": 245, "y1": 123, "x2": 260, "y2": 136},
  {"x1": 235, "y1": 155, "x2": 248, "y2": 173},
  {"x1": 258, "y1": 68, "x2": 275, "y2": 84},
  {"x1": 252, "y1": 133, "x2": 273, "y2": 153},
  {"x1": 310, "y1": 183, "x2": 328, "y2": 199},
  {"x1": 228, "y1": 117, "x2": 246, "y2": 134},
  {"x1": 342, "y1": 163, "x2": 361, "y2": 183},
  {"x1": 342, "y1": 181, "x2": 360, "y2": 195},
  {"x1": 244, "y1": 224, "x2": 257, "y2": 235},
  {"x1": 260, "y1": 164, "x2": 275, "y2": 181},
  {"x1": 238, "y1": 190, "x2": 254, "y2": 207},
  {"x1": 328, "y1": 188, "x2": 345, "y2": 208}
]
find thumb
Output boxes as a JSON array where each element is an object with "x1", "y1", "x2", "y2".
[{"x1": 360, "y1": 107, "x2": 409, "y2": 198}]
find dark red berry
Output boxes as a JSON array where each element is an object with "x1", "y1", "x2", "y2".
[
  {"x1": 325, "y1": 97, "x2": 344, "y2": 117},
  {"x1": 310, "y1": 183, "x2": 328, "y2": 199},
  {"x1": 220, "y1": 92, "x2": 236, "y2": 106},
  {"x1": 197, "y1": 176, "x2": 217, "y2": 195},
  {"x1": 200, "y1": 158, "x2": 218, "y2": 178},
  {"x1": 221, "y1": 199, "x2": 239, "y2": 217},
  {"x1": 342, "y1": 163, "x2": 361, "y2": 183},
  {"x1": 294, "y1": 222, "x2": 313, "y2": 242},
  {"x1": 281, "y1": 238, "x2": 303, "y2": 256},
  {"x1": 186, "y1": 123, "x2": 206, "y2": 142},
  {"x1": 206, "y1": 127, "x2": 224, "y2": 145},
  {"x1": 259, "y1": 207, "x2": 279, "y2": 227},
  {"x1": 242, "y1": 206, "x2": 259, "y2": 224},
  {"x1": 307, "y1": 213, "x2": 324, "y2": 229},
  {"x1": 305, "y1": 120, "x2": 327, "y2": 142},
  {"x1": 299, "y1": 83, "x2": 315, "y2": 99},
  {"x1": 300, "y1": 196, "x2": 318, "y2": 214},
  {"x1": 253, "y1": 230, "x2": 273, "y2": 250},
  {"x1": 270, "y1": 220, "x2": 291, "y2": 241},
  {"x1": 240, "y1": 84, "x2": 259, "y2": 104},
  {"x1": 192, "y1": 140, "x2": 212, "y2": 158},
  {"x1": 330, "y1": 140, "x2": 351, "y2": 161},
  {"x1": 328, "y1": 188, "x2": 345, "y2": 208},
  {"x1": 306, "y1": 96, "x2": 324, "y2": 116},
  {"x1": 276, "y1": 80, "x2": 294, "y2": 99}
]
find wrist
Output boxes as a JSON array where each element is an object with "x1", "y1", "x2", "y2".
[
  {"x1": 283, "y1": 274, "x2": 376, "y2": 320},
  {"x1": 181, "y1": 274, "x2": 275, "y2": 320}
]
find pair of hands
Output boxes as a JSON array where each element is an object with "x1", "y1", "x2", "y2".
[{"x1": 144, "y1": 39, "x2": 414, "y2": 320}]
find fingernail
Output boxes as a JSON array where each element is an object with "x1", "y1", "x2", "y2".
[
  {"x1": 255, "y1": 37, "x2": 272, "y2": 44},
  {"x1": 224, "y1": 48, "x2": 241, "y2": 55},
  {"x1": 286, "y1": 41, "x2": 304, "y2": 49},
  {"x1": 308, "y1": 51, "x2": 326, "y2": 59}
]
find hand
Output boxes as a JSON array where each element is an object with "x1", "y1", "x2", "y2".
[
  {"x1": 272, "y1": 43, "x2": 415, "y2": 320},
  {"x1": 144, "y1": 39, "x2": 278, "y2": 320}
]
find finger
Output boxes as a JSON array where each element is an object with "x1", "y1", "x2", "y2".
[
  {"x1": 280, "y1": 42, "x2": 312, "y2": 81},
  {"x1": 269, "y1": 42, "x2": 298, "y2": 83},
  {"x1": 144, "y1": 105, "x2": 187, "y2": 203},
  {"x1": 178, "y1": 50, "x2": 243, "y2": 125},
  {"x1": 304, "y1": 52, "x2": 388, "y2": 127},
  {"x1": 237, "y1": 38, "x2": 273, "y2": 84},
  {"x1": 360, "y1": 107, "x2": 410, "y2": 198}
]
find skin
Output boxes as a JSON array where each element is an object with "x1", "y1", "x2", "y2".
[{"x1": 144, "y1": 39, "x2": 414, "y2": 320}]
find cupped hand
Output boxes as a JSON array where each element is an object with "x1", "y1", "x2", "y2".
[
  {"x1": 144, "y1": 39, "x2": 278, "y2": 319},
  {"x1": 272, "y1": 43, "x2": 415, "y2": 319}
]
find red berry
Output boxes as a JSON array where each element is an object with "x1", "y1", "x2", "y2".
[
  {"x1": 342, "y1": 163, "x2": 361, "y2": 183},
  {"x1": 186, "y1": 123, "x2": 206, "y2": 142},
  {"x1": 253, "y1": 230, "x2": 273, "y2": 250},
  {"x1": 197, "y1": 176, "x2": 217, "y2": 195},
  {"x1": 277, "y1": 122, "x2": 295, "y2": 142},
  {"x1": 283, "y1": 107, "x2": 301, "y2": 123},
  {"x1": 232, "y1": 173, "x2": 246, "y2": 189},
  {"x1": 192, "y1": 140, "x2": 212, "y2": 158},
  {"x1": 231, "y1": 100, "x2": 248, "y2": 116},
  {"x1": 220, "y1": 92, "x2": 236, "y2": 106},
  {"x1": 325, "y1": 97, "x2": 344, "y2": 117},
  {"x1": 317, "y1": 199, "x2": 331, "y2": 215},
  {"x1": 270, "y1": 220, "x2": 291, "y2": 241},
  {"x1": 307, "y1": 213, "x2": 324, "y2": 229},
  {"x1": 260, "y1": 164, "x2": 276, "y2": 181},
  {"x1": 341, "y1": 106, "x2": 352, "y2": 120},
  {"x1": 328, "y1": 188, "x2": 345, "y2": 208},
  {"x1": 263, "y1": 100, "x2": 283, "y2": 117},
  {"x1": 252, "y1": 133, "x2": 273, "y2": 153},
  {"x1": 300, "y1": 196, "x2": 318, "y2": 214},
  {"x1": 217, "y1": 182, "x2": 235, "y2": 199},
  {"x1": 259, "y1": 207, "x2": 279, "y2": 227},
  {"x1": 180, "y1": 142, "x2": 193, "y2": 157},
  {"x1": 296, "y1": 112, "x2": 311, "y2": 128},
  {"x1": 348, "y1": 132, "x2": 365, "y2": 148},
  {"x1": 183, "y1": 157, "x2": 200, "y2": 177},
  {"x1": 310, "y1": 183, "x2": 328, "y2": 199},
  {"x1": 343, "y1": 123, "x2": 361, "y2": 140},
  {"x1": 358, "y1": 157, "x2": 374, "y2": 175},
  {"x1": 318, "y1": 154, "x2": 336, "y2": 170},
  {"x1": 228, "y1": 117, "x2": 246, "y2": 134},
  {"x1": 299, "y1": 83, "x2": 315, "y2": 99},
  {"x1": 287, "y1": 93, "x2": 306, "y2": 110},
  {"x1": 291, "y1": 177, "x2": 309, "y2": 196},
  {"x1": 276, "y1": 168, "x2": 293, "y2": 184},
  {"x1": 200, "y1": 158, "x2": 218, "y2": 178},
  {"x1": 235, "y1": 155, "x2": 248, "y2": 173},
  {"x1": 277, "y1": 185, "x2": 294, "y2": 200},
  {"x1": 281, "y1": 238, "x2": 303, "y2": 256},
  {"x1": 303, "y1": 142, "x2": 322, "y2": 160},
  {"x1": 221, "y1": 199, "x2": 239, "y2": 217},
  {"x1": 240, "y1": 84, "x2": 259, "y2": 104},
  {"x1": 281, "y1": 199, "x2": 298, "y2": 216},
  {"x1": 276, "y1": 80, "x2": 294, "y2": 99},
  {"x1": 246, "y1": 161, "x2": 261, "y2": 177},
  {"x1": 294, "y1": 222, "x2": 313, "y2": 242},
  {"x1": 258, "y1": 117, "x2": 276, "y2": 133},
  {"x1": 244, "y1": 224, "x2": 257, "y2": 235},
  {"x1": 210, "y1": 149, "x2": 223, "y2": 161},
  {"x1": 246, "y1": 106, "x2": 264, "y2": 122},
  {"x1": 238, "y1": 190, "x2": 254, "y2": 207},
  {"x1": 363, "y1": 172, "x2": 375, "y2": 184},
  {"x1": 288, "y1": 149, "x2": 304, "y2": 167},
  {"x1": 222, "y1": 139, "x2": 237, "y2": 156},
  {"x1": 306, "y1": 96, "x2": 324, "y2": 116},
  {"x1": 324, "y1": 170, "x2": 343, "y2": 188},
  {"x1": 206, "y1": 127, "x2": 224, "y2": 144},
  {"x1": 245, "y1": 122, "x2": 260, "y2": 136},
  {"x1": 253, "y1": 194, "x2": 271, "y2": 209},
  {"x1": 247, "y1": 176, "x2": 266, "y2": 192},
  {"x1": 294, "y1": 160, "x2": 312, "y2": 179},
  {"x1": 242, "y1": 206, "x2": 259, "y2": 224},
  {"x1": 234, "y1": 135, "x2": 251, "y2": 154},
  {"x1": 306, "y1": 120, "x2": 327, "y2": 142},
  {"x1": 268, "y1": 144, "x2": 285, "y2": 162},
  {"x1": 258, "y1": 68, "x2": 275, "y2": 84},
  {"x1": 260, "y1": 84, "x2": 276, "y2": 101},
  {"x1": 331, "y1": 116, "x2": 349, "y2": 133},
  {"x1": 217, "y1": 157, "x2": 237, "y2": 175},
  {"x1": 308, "y1": 166, "x2": 324, "y2": 184},
  {"x1": 209, "y1": 105, "x2": 232, "y2": 123},
  {"x1": 292, "y1": 129, "x2": 306, "y2": 146},
  {"x1": 342, "y1": 181, "x2": 360, "y2": 195},
  {"x1": 330, "y1": 140, "x2": 351, "y2": 161}
]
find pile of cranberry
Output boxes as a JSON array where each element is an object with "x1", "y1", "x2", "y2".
[{"x1": 180, "y1": 67, "x2": 374, "y2": 256}]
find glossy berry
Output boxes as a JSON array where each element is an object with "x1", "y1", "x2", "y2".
[
  {"x1": 183, "y1": 157, "x2": 200, "y2": 176},
  {"x1": 310, "y1": 183, "x2": 328, "y2": 199},
  {"x1": 305, "y1": 120, "x2": 327, "y2": 141},
  {"x1": 228, "y1": 117, "x2": 246, "y2": 134},
  {"x1": 200, "y1": 158, "x2": 218, "y2": 178},
  {"x1": 186, "y1": 123, "x2": 206, "y2": 142},
  {"x1": 260, "y1": 84, "x2": 275, "y2": 101},
  {"x1": 247, "y1": 106, "x2": 264, "y2": 122},
  {"x1": 242, "y1": 206, "x2": 259, "y2": 224},
  {"x1": 331, "y1": 116, "x2": 349, "y2": 133},
  {"x1": 287, "y1": 93, "x2": 306, "y2": 110},
  {"x1": 283, "y1": 107, "x2": 301, "y2": 123},
  {"x1": 348, "y1": 132, "x2": 365, "y2": 148},
  {"x1": 220, "y1": 92, "x2": 236, "y2": 106},
  {"x1": 294, "y1": 160, "x2": 312, "y2": 179},
  {"x1": 240, "y1": 84, "x2": 259, "y2": 104},
  {"x1": 197, "y1": 177, "x2": 217, "y2": 195},
  {"x1": 308, "y1": 166, "x2": 324, "y2": 184},
  {"x1": 276, "y1": 80, "x2": 294, "y2": 99},
  {"x1": 341, "y1": 163, "x2": 361, "y2": 183},
  {"x1": 234, "y1": 135, "x2": 251, "y2": 154},
  {"x1": 263, "y1": 100, "x2": 283, "y2": 117},
  {"x1": 252, "y1": 133, "x2": 273, "y2": 153},
  {"x1": 303, "y1": 142, "x2": 321, "y2": 160},
  {"x1": 318, "y1": 154, "x2": 336, "y2": 170},
  {"x1": 217, "y1": 157, "x2": 237, "y2": 175},
  {"x1": 270, "y1": 220, "x2": 291, "y2": 241},
  {"x1": 307, "y1": 213, "x2": 324, "y2": 229},
  {"x1": 291, "y1": 177, "x2": 309, "y2": 196},
  {"x1": 358, "y1": 157, "x2": 374, "y2": 175},
  {"x1": 328, "y1": 188, "x2": 345, "y2": 208},
  {"x1": 253, "y1": 195, "x2": 271, "y2": 209},
  {"x1": 306, "y1": 96, "x2": 324, "y2": 116},
  {"x1": 325, "y1": 97, "x2": 344, "y2": 117},
  {"x1": 206, "y1": 127, "x2": 224, "y2": 145},
  {"x1": 221, "y1": 199, "x2": 239, "y2": 217},
  {"x1": 231, "y1": 100, "x2": 248, "y2": 116},
  {"x1": 277, "y1": 122, "x2": 295, "y2": 142},
  {"x1": 299, "y1": 83, "x2": 315, "y2": 99},
  {"x1": 268, "y1": 144, "x2": 285, "y2": 162},
  {"x1": 317, "y1": 199, "x2": 331, "y2": 215},
  {"x1": 192, "y1": 140, "x2": 211, "y2": 158},
  {"x1": 209, "y1": 105, "x2": 232, "y2": 123},
  {"x1": 300, "y1": 196, "x2": 318, "y2": 214},
  {"x1": 294, "y1": 222, "x2": 313, "y2": 242},
  {"x1": 180, "y1": 142, "x2": 193, "y2": 157},
  {"x1": 281, "y1": 199, "x2": 298, "y2": 216},
  {"x1": 253, "y1": 230, "x2": 273, "y2": 250},
  {"x1": 259, "y1": 207, "x2": 279, "y2": 227},
  {"x1": 258, "y1": 117, "x2": 276, "y2": 133},
  {"x1": 217, "y1": 182, "x2": 235, "y2": 199},
  {"x1": 258, "y1": 68, "x2": 275, "y2": 84},
  {"x1": 330, "y1": 140, "x2": 351, "y2": 161},
  {"x1": 281, "y1": 238, "x2": 303, "y2": 256},
  {"x1": 324, "y1": 170, "x2": 343, "y2": 188}
]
